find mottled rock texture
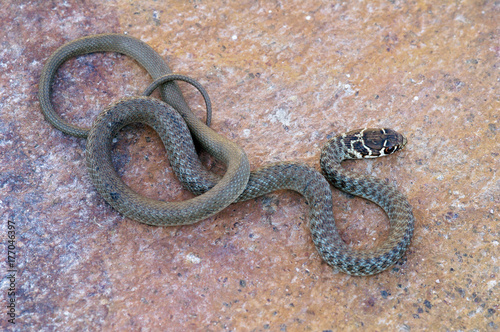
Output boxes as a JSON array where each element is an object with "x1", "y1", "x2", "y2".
[{"x1": 1, "y1": 0, "x2": 498, "y2": 331}]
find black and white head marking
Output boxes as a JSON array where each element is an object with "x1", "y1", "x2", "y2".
[{"x1": 341, "y1": 128, "x2": 407, "y2": 160}]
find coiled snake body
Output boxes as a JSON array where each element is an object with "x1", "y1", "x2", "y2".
[{"x1": 39, "y1": 34, "x2": 414, "y2": 276}]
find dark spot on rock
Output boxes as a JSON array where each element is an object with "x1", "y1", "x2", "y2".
[
  {"x1": 110, "y1": 192, "x2": 120, "y2": 200},
  {"x1": 445, "y1": 211, "x2": 459, "y2": 221},
  {"x1": 455, "y1": 287, "x2": 465, "y2": 297},
  {"x1": 489, "y1": 123, "x2": 497, "y2": 134},
  {"x1": 366, "y1": 297, "x2": 376, "y2": 307}
]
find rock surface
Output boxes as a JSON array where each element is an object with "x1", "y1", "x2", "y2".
[{"x1": 1, "y1": 1, "x2": 498, "y2": 330}]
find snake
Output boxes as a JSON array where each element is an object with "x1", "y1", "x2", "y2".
[{"x1": 38, "y1": 33, "x2": 415, "y2": 276}]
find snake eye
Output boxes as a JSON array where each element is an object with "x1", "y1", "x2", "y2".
[{"x1": 384, "y1": 146, "x2": 397, "y2": 154}]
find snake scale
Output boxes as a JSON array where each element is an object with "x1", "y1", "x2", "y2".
[{"x1": 39, "y1": 33, "x2": 414, "y2": 275}]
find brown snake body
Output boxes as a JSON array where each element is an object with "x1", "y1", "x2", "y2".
[{"x1": 39, "y1": 33, "x2": 415, "y2": 275}]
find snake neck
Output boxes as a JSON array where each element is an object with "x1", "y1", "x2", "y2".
[
  {"x1": 320, "y1": 136, "x2": 402, "y2": 212},
  {"x1": 316, "y1": 136, "x2": 414, "y2": 275}
]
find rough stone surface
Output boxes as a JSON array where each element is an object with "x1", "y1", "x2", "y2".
[{"x1": 1, "y1": 1, "x2": 499, "y2": 331}]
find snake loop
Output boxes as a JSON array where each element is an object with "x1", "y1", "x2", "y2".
[
  {"x1": 39, "y1": 33, "x2": 415, "y2": 275},
  {"x1": 39, "y1": 33, "x2": 250, "y2": 225},
  {"x1": 142, "y1": 73, "x2": 213, "y2": 126}
]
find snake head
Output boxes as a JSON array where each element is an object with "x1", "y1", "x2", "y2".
[{"x1": 343, "y1": 128, "x2": 407, "y2": 159}]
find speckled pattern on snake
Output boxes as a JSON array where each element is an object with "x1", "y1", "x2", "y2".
[{"x1": 38, "y1": 33, "x2": 415, "y2": 276}]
